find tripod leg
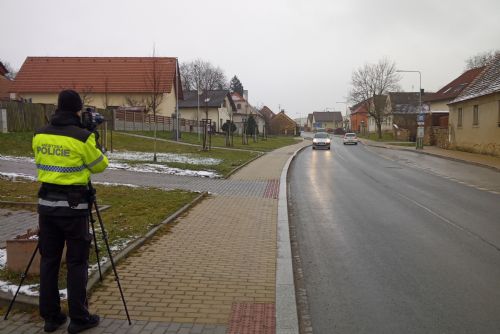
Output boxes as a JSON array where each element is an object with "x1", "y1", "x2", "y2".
[
  {"x1": 4, "y1": 243, "x2": 39, "y2": 320},
  {"x1": 92, "y1": 200, "x2": 131, "y2": 325},
  {"x1": 89, "y1": 213, "x2": 102, "y2": 281}
]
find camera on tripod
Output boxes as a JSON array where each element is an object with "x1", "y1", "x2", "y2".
[{"x1": 81, "y1": 107, "x2": 105, "y2": 132}]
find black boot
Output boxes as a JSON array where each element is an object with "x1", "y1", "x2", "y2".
[
  {"x1": 44, "y1": 312, "x2": 67, "y2": 332},
  {"x1": 67, "y1": 314, "x2": 100, "y2": 334}
]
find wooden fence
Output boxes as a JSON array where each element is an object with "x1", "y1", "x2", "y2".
[
  {"x1": 0, "y1": 101, "x2": 197, "y2": 134},
  {"x1": 0, "y1": 101, "x2": 56, "y2": 132},
  {"x1": 113, "y1": 109, "x2": 198, "y2": 133}
]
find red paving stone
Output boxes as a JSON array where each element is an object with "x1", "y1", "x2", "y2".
[
  {"x1": 227, "y1": 303, "x2": 275, "y2": 334},
  {"x1": 263, "y1": 180, "x2": 280, "y2": 199}
]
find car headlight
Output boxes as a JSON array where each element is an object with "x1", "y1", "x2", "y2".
[
  {"x1": 326, "y1": 139, "x2": 331, "y2": 143},
  {"x1": 313, "y1": 139, "x2": 318, "y2": 143}
]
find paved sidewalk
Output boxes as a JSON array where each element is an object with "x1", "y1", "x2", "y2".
[
  {"x1": 1, "y1": 139, "x2": 308, "y2": 333},
  {"x1": 360, "y1": 139, "x2": 500, "y2": 171},
  {"x1": 0, "y1": 208, "x2": 38, "y2": 248}
]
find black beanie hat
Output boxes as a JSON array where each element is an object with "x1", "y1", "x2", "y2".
[{"x1": 57, "y1": 89, "x2": 83, "y2": 113}]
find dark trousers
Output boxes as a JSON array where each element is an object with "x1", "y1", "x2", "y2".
[{"x1": 39, "y1": 214, "x2": 91, "y2": 322}]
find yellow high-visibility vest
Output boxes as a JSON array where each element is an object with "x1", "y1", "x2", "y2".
[{"x1": 33, "y1": 129, "x2": 108, "y2": 186}]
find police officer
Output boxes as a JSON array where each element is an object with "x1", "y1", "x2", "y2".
[{"x1": 32, "y1": 90, "x2": 108, "y2": 333}]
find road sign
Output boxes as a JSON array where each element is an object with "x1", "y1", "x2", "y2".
[{"x1": 417, "y1": 127, "x2": 424, "y2": 138}]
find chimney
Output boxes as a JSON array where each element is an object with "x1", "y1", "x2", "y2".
[{"x1": 243, "y1": 90, "x2": 248, "y2": 101}]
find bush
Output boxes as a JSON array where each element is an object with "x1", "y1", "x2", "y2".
[{"x1": 222, "y1": 120, "x2": 237, "y2": 134}]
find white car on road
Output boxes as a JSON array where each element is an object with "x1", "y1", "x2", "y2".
[
  {"x1": 343, "y1": 133, "x2": 359, "y2": 145},
  {"x1": 312, "y1": 132, "x2": 331, "y2": 150}
]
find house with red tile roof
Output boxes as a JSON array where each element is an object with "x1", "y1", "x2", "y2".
[
  {"x1": 424, "y1": 66, "x2": 485, "y2": 113},
  {"x1": 350, "y1": 102, "x2": 369, "y2": 133},
  {"x1": 447, "y1": 55, "x2": 500, "y2": 156},
  {"x1": 269, "y1": 110, "x2": 298, "y2": 135},
  {"x1": 10, "y1": 57, "x2": 183, "y2": 116}
]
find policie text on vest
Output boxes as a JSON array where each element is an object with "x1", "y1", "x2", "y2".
[{"x1": 37, "y1": 144, "x2": 70, "y2": 157}]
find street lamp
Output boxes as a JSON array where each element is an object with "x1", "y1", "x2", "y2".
[{"x1": 396, "y1": 69, "x2": 423, "y2": 149}]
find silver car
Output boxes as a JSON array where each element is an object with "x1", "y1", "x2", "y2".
[
  {"x1": 312, "y1": 132, "x2": 331, "y2": 150},
  {"x1": 343, "y1": 132, "x2": 358, "y2": 145}
]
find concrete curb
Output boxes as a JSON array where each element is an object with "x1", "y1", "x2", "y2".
[
  {"x1": 276, "y1": 143, "x2": 311, "y2": 334},
  {"x1": 360, "y1": 140, "x2": 500, "y2": 172},
  {"x1": 0, "y1": 192, "x2": 208, "y2": 311}
]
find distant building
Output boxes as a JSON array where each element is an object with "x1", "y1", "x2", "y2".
[
  {"x1": 311, "y1": 111, "x2": 343, "y2": 132},
  {"x1": 448, "y1": 55, "x2": 500, "y2": 156},
  {"x1": 269, "y1": 110, "x2": 298, "y2": 135},
  {"x1": 230, "y1": 92, "x2": 265, "y2": 135},
  {"x1": 179, "y1": 90, "x2": 235, "y2": 132}
]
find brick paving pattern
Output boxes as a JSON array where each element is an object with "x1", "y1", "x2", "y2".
[
  {"x1": 227, "y1": 303, "x2": 275, "y2": 334},
  {"x1": 90, "y1": 196, "x2": 277, "y2": 324},
  {"x1": 0, "y1": 140, "x2": 309, "y2": 333},
  {"x1": 0, "y1": 208, "x2": 38, "y2": 247}
]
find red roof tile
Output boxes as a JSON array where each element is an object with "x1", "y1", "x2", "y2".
[
  {"x1": 11, "y1": 57, "x2": 182, "y2": 98},
  {"x1": 0, "y1": 76, "x2": 13, "y2": 100},
  {"x1": 423, "y1": 66, "x2": 485, "y2": 102},
  {"x1": 450, "y1": 54, "x2": 500, "y2": 104}
]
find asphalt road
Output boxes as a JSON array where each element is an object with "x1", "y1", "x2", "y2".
[{"x1": 288, "y1": 137, "x2": 500, "y2": 334}]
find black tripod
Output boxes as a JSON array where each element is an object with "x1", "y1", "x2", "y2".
[
  {"x1": 87, "y1": 181, "x2": 131, "y2": 324},
  {"x1": 4, "y1": 182, "x2": 131, "y2": 325}
]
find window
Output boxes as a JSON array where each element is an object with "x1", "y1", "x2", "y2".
[
  {"x1": 223, "y1": 100, "x2": 227, "y2": 108},
  {"x1": 237, "y1": 103, "x2": 241, "y2": 109},
  {"x1": 473, "y1": 105, "x2": 479, "y2": 126},
  {"x1": 457, "y1": 108, "x2": 463, "y2": 127}
]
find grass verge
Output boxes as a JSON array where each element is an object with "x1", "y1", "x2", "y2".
[
  {"x1": 0, "y1": 131, "x2": 260, "y2": 177},
  {"x1": 128, "y1": 130, "x2": 300, "y2": 152},
  {"x1": 0, "y1": 177, "x2": 199, "y2": 289}
]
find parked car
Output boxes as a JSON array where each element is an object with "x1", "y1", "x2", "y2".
[
  {"x1": 312, "y1": 132, "x2": 331, "y2": 150},
  {"x1": 343, "y1": 133, "x2": 358, "y2": 145}
]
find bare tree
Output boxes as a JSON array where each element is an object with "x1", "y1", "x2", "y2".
[
  {"x1": 101, "y1": 75, "x2": 111, "y2": 109},
  {"x1": 180, "y1": 59, "x2": 227, "y2": 92},
  {"x1": 144, "y1": 50, "x2": 168, "y2": 162},
  {"x1": 465, "y1": 50, "x2": 499, "y2": 70},
  {"x1": 0, "y1": 60, "x2": 18, "y2": 80},
  {"x1": 349, "y1": 58, "x2": 401, "y2": 138},
  {"x1": 124, "y1": 96, "x2": 145, "y2": 107}
]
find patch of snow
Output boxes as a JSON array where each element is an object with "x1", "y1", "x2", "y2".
[
  {"x1": 88, "y1": 256, "x2": 108, "y2": 275},
  {"x1": 0, "y1": 249, "x2": 68, "y2": 299},
  {"x1": 0, "y1": 172, "x2": 37, "y2": 182},
  {"x1": 0, "y1": 280, "x2": 40, "y2": 296},
  {"x1": 0, "y1": 151, "x2": 222, "y2": 179},
  {"x1": 109, "y1": 238, "x2": 134, "y2": 252},
  {"x1": 108, "y1": 162, "x2": 220, "y2": 178},
  {"x1": 0, "y1": 155, "x2": 34, "y2": 163},
  {"x1": 92, "y1": 181, "x2": 139, "y2": 188},
  {"x1": 0, "y1": 248, "x2": 6, "y2": 268},
  {"x1": 107, "y1": 151, "x2": 221, "y2": 165}
]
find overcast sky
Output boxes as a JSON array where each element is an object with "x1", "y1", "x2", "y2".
[{"x1": 2, "y1": 0, "x2": 499, "y2": 119}]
